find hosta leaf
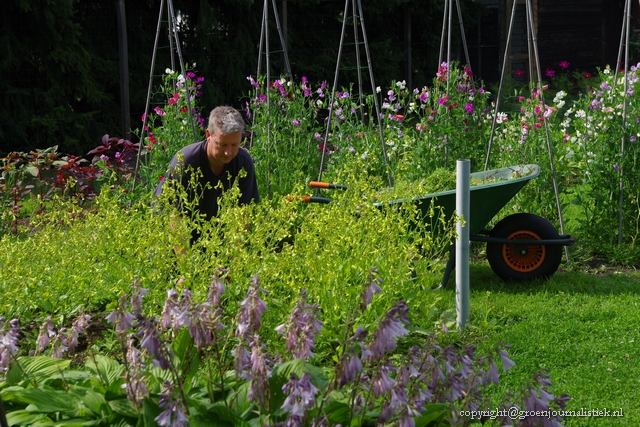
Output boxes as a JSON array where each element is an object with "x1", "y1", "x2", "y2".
[
  {"x1": 1, "y1": 387, "x2": 79, "y2": 415},
  {"x1": 31, "y1": 418, "x2": 105, "y2": 426},
  {"x1": 5, "y1": 362, "x2": 24, "y2": 385},
  {"x1": 14, "y1": 356, "x2": 71, "y2": 382},
  {"x1": 69, "y1": 385, "x2": 108, "y2": 416},
  {"x1": 84, "y1": 355, "x2": 124, "y2": 387},
  {"x1": 414, "y1": 403, "x2": 449, "y2": 427},
  {"x1": 108, "y1": 398, "x2": 139, "y2": 418},
  {"x1": 323, "y1": 400, "x2": 351, "y2": 425},
  {"x1": 190, "y1": 403, "x2": 246, "y2": 427},
  {"x1": 5, "y1": 410, "x2": 50, "y2": 426}
]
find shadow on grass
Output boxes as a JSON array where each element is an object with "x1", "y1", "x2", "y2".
[{"x1": 441, "y1": 261, "x2": 640, "y2": 296}]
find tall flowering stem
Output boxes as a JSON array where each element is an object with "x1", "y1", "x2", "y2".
[{"x1": 275, "y1": 289, "x2": 323, "y2": 360}]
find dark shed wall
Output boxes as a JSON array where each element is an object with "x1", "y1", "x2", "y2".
[{"x1": 536, "y1": 0, "x2": 624, "y2": 72}]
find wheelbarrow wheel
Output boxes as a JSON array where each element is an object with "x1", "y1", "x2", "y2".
[{"x1": 486, "y1": 213, "x2": 562, "y2": 281}]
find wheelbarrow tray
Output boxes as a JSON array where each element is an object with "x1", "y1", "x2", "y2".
[
  {"x1": 307, "y1": 164, "x2": 573, "y2": 282},
  {"x1": 374, "y1": 164, "x2": 540, "y2": 235}
]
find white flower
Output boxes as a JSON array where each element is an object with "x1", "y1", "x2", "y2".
[
  {"x1": 396, "y1": 80, "x2": 406, "y2": 90},
  {"x1": 376, "y1": 86, "x2": 381, "y2": 93},
  {"x1": 553, "y1": 90, "x2": 566, "y2": 103},
  {"x1": 165, "y1": 68, "x2": 174, "y2": 74},
  {"x1": 177, "y1": 74, "x2": 185, "y2": 83},
  {"x1": 604, "y1": 68, "x2": 610, "y2": 75}
]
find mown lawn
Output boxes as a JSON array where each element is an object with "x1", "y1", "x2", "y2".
[{"x1": 427, "y1": 260, "x2": 640, "y2": 426}]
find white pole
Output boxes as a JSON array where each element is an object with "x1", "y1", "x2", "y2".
[{"x1": 456, "y1": 159, "x2": 470, "y2": 329}]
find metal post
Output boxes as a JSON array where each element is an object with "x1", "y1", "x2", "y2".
[
  {"x1": 456, "y1": 159, "x2": 470, "y2": 329},
  {"x1": 116, "y1": 0, "x2": 130, "y2": 141}
]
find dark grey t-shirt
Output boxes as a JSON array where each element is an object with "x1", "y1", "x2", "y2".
[{"x1": 154, "y1": 139, "x2": 260, "y2": 222}]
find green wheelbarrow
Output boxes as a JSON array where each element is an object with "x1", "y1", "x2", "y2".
[{"x1": 302, "y1": 164, "x2": 575, "y2": 285}]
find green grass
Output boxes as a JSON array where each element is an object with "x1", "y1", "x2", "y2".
[{"x1": 427, "y1": 261, "x2": 640, "y2": 426}]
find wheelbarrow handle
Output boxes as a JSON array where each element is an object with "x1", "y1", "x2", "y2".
[
  {"x1": 309, "y1": 181, "x2": 348, "y2": 190},
  {"x1": 285, "y1": 195, "x2": 333, "y2": 204}
]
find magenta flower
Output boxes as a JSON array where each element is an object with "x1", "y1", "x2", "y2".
[
  {"x1": 465, "y1": 103, "x2": 474, "y2": 114},
  {"x1": 545, "y1": 68, "x2": 555, "y2": 78},
  {"x1": 559, "y1": 60, "x2": 570, "y2": 69},
  {"x1": 515, "y1": 69, "x2": 524, "y2": 77}
]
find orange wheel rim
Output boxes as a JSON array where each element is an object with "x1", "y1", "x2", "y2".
[{"x1": 501, "y1": 230, "x2": 546, "y2": 272}]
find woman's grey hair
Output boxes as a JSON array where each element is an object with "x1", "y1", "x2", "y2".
[{"x1": 208, "y1": 106, "x2": 246, "y2": 135}]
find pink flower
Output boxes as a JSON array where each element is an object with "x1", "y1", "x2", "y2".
[
  {"x1": 515, "y1": 69, "x2": 524, "y2": 77},
  {"x1": 559, "y1": 61, "x2": 570, "y2": 69},
  {"x1": 545, "y1": 68, "x2": 555, "y2": 78}
]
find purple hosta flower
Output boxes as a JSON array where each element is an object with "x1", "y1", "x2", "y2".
[
  {"x1": 613, "y1": 162, "x2": 620, "y2": 172},
  {"x1": 155, "y1": 380, "x2": 189, "y2": 427},
  {"x1": 208, "y1": 272, "x2": 226, "y2": 307},
  {"x1": 248, "y1": 334, "x2": 272, "y2": 406},
  {"x1": 372, "y1": 363, "x2": 397, "y2": 398},
  {"x1": 124, "y1": 334, "x2": 147, "y2": 405},
  {"x1": 129, "y1": 278, "x2": 148, "y2": 316},
  {"x1": 360, "y1": 267, "x2": 383, "y2": 311},
  {"x1": 292, "y1": 119, "x2": 301, "y2": 127},
  {"x1": 365, "y1": 301, "x2": 410, "y2": 361},
  {"x1": 0, "y1": 318, "x2": 20, "y2": 372},
  {"x1": 498, "y1": 344, "x2": 516, "y2": 371},
  {"x1": 282, "y1": 372, "x2": 319, "y2": 424},
  {"x1": 236, "y1": 275, "x2": 268, "y2": 339},
  {"x1": 337, "y1": 349, "x2": 364, "y2": 388},
  {"x1": 275, "y1": 290, "x2": 323, "y2": 360},
  {"x1": 136, "y1": 317, "x2": 172, "y2": 369},
  {"x1": 35, "y1": 316, "x2": 55, "y2": 354},
  {"x1": 50, "y1": 328, "x2": 69, "y2": 358},
  {"x1": 232, "y1": 342, "x2": 251, "y2": 380},
  {"x1": 161, "y1": 289, "x2": 179, "y2": 330},
  {"x1": 106, "y1": 294, "x2": 136, "y2": 335},
  {"x1": 68, "y1": 313, "x2": 91, "y2": 354},
  {"x1": 172, "y1": 285, "x2": 225, "y2": 350},
  {"x1": 485, "y1": 357, "x2": 500, "y2": 385},
  {"x1": 600, "y1": 82, "x2": 611, "y2": 91},
  {"x1": 336, "y1": 326, "x2": 368, "y2": 387}
]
